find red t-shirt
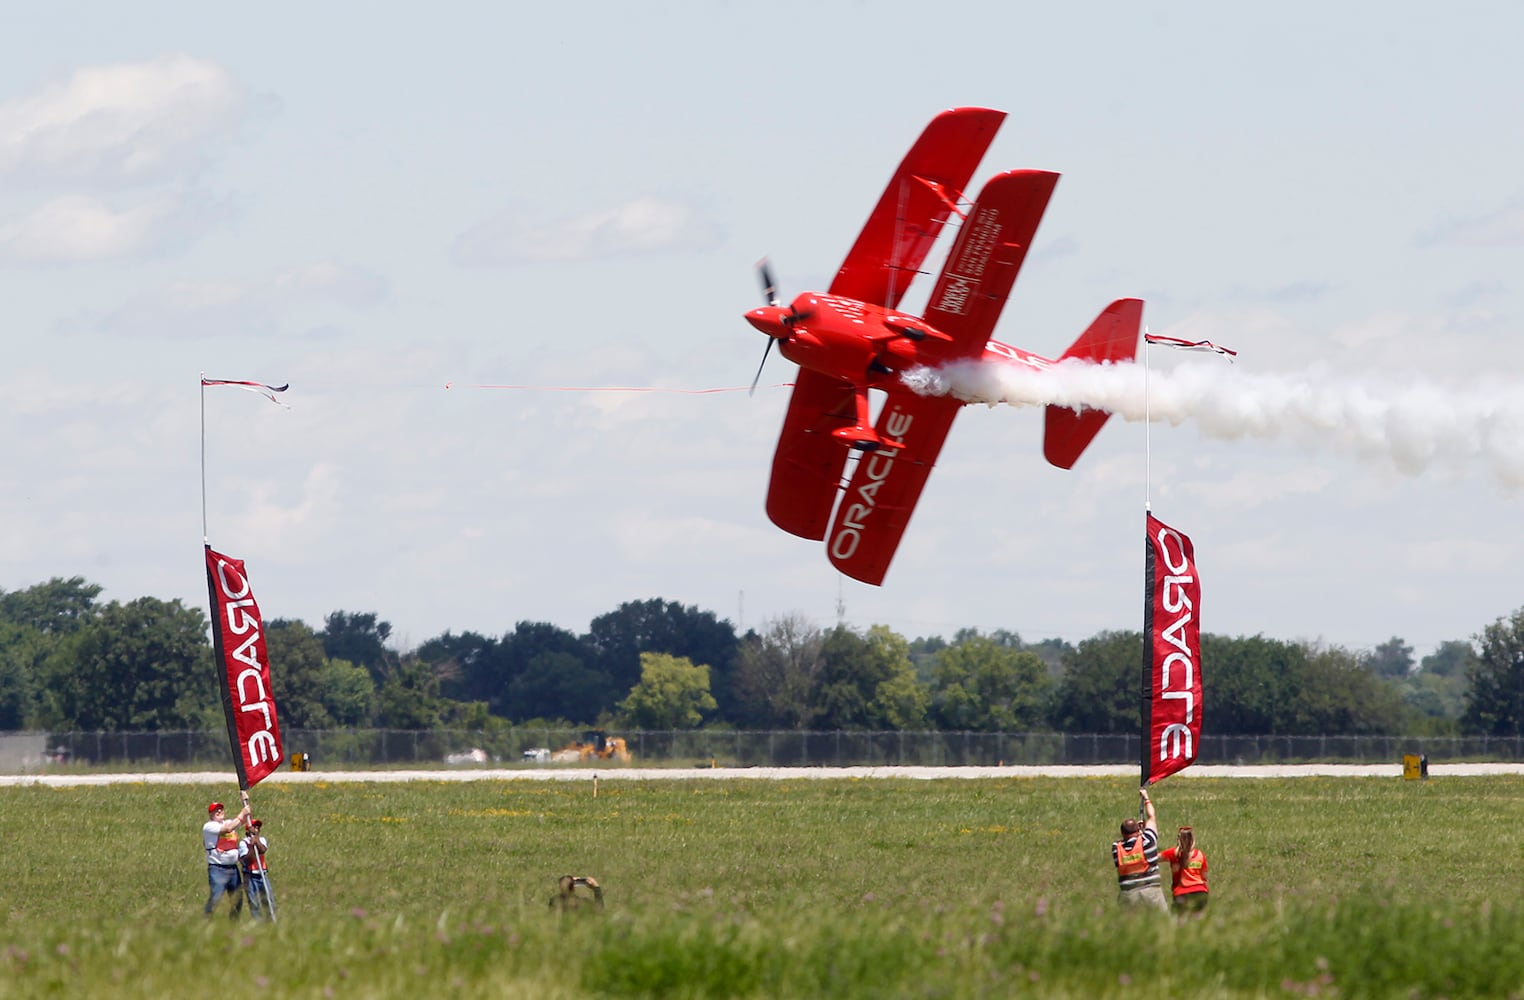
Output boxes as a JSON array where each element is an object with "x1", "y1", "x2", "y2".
[{"x1": 1158, "y1": 845, "x2": 1208, "y2": 895}]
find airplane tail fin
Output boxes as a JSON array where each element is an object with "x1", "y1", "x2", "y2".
[{"x1": 1042, "y1": 297, "x2": 1144, "y2": 469}]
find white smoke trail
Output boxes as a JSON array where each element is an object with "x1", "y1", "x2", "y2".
[{"x1": 901, "y1": 359, "x2": 1524, "y2": 487}]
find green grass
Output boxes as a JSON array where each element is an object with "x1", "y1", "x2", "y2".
[{"x1": 3, "y1": 775, "x2": 1524, "y2": 997}]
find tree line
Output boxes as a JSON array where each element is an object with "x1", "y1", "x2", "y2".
[{"x1": 3, "y1": 576, "x2": 1524, "y2": 738}]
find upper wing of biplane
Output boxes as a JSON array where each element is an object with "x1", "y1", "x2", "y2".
[
  {"x1": 765, "y1": 369, "x2": 859, "y2": 541},
  {"x1": 820, "y1": 169, "x2": 1061, "y2": 584},
  {"x1": 919, "y1": 168, "x2": 1058, "y2": 357},
  {"x1": 829, "y1": 107, "x2": 1004, "y2": 310},
  {"x1": 824, "y1": 390, "x2": 962, "y2": 585}
]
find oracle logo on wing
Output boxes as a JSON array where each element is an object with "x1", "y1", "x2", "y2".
[{"x1": 828, "y1": 407, "x2": 914, "y2": 561}]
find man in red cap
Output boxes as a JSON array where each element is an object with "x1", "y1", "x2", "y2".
[{"x1": 202, "y1": 793, "x2": 251, "y2": 917}]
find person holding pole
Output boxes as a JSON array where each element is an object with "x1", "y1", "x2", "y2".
[
  {"x1": 203, "y1": 792, "x2": 251, "y2": 917},
  {"x1": 239, "y1": 817, "x2": 275, "y2": 920},
  {"x1": 1112, "y1": 787, "x2": 1169, "y2": 913}
]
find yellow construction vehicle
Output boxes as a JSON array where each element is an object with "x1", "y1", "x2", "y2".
[{"x1": 549, "y1": 729, "x2": 631, "y2": 763}]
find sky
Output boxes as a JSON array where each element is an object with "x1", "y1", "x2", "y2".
[{"x1": 2, "y1": 3, "x2": 1522, "y2": 662}]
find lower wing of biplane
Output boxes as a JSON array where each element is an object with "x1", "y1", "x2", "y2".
[{"x1": 754, "y1": 108, "x2": 1142, "y2": 586}]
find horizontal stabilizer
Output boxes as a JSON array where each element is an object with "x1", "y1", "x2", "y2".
[{"x1": 1042, "y1": 298, "x2": 1143, "y2": 469}]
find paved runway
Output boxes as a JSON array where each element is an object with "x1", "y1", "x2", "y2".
[{"x1": 4, "y1": 762, "x2": 1522, "y2": 786}]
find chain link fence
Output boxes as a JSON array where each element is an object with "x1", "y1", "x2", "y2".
[{"x1": 5, "y1": 729, "x2": 1522, "y2": 773}]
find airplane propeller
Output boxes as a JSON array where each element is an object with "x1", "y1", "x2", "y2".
[
  {"x1": 749, "y1": 339, "x2": 775, "y2": 397},
  {"x1": 747, "y1": 259, "x2": 810, "y2": 396},
  {"x1": 759, "y1": 259, "x2": 781, "y2": 308}
]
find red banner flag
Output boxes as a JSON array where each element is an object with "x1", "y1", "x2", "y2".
[
  {"x1": 204, "y1": 545, "x2": 283, "y2": 788},
  {"x1": 1142, "y1": 513, "x2": 1202, "y2": 785}
]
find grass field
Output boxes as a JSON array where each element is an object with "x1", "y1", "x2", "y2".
[{"x1": 3, "y1": 774, "x2": 1523, "y2": 997}]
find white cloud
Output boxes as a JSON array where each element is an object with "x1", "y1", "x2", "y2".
[
  {"x1": 1421, "y1": 203, "x2": 1524, "y2": 248},
  {"x1": 452, "y1": 196, "x2": 723, "y2": 266},
  {"x1": 233, "y1": 463, "x2": 343, "y2": 553},
  {"x1": 0, "y1": 54, "x2": 242, "y2": 185},
  {"x1": 0, "y1": 194, "x2": 174, "y2": 262},
  {"x1": 85, "y1": 261, "x2": 389, "y2": 338}
]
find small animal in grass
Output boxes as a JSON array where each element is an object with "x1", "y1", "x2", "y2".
[{"x1": 549, "y1": 875, "x2": 604, "y2": 911}]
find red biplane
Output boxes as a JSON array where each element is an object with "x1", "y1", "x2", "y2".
[{"x1": 745, "y1": 106, "x2": 1142, "y2": 586}]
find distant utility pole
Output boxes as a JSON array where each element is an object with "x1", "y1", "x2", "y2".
[{"x1": 836, "y1": 577, "x2": 845, "y2": 626}]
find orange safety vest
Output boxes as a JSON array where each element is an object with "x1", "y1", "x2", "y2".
[
  {"x1": 1168, "y1": 847, "x2": 1207, "y2": 894},
  {"x1": 1114, "y1": 836, "x2": 1149, "y2": 877}
]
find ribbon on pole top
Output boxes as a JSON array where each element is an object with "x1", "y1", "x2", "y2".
[
  {"x1": 204, "y1": 545, "x2": 283, "y2": 789},
  {"x1": 1143, "y1": 334, "x2": 1238, "y2": 361},
  {"x1": 1142, "y1": 512, "x2": 1202, "y2": 787},
  {"x1": 201, "y1": 377, "x2": 291, "y2": 406}
]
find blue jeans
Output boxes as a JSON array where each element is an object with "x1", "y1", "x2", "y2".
[
  {"x1": 245, "y1": 873, "x2": 275, "y2": 919},
  {"x1": 204, "y1": 864, "x2": 243, "y2": 916}
]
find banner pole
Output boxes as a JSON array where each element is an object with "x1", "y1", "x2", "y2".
[
  {"x1": 243, "y1": 812, "x2": 278, "y2": 923},
  {"x1": 200, "y1": 373, "x2": 208, "y2": 544},
  {"x1": 261, "y1": 868, "x2": 278, "y2": 923},
  {"x1": 1144, "y1": 335, "x2": 1152, "y2": 511}
]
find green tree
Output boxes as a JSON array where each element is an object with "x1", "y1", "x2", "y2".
[
  {"x1": 810, "y1": 624, "x2": 927, "y2": 730},
  {"x1": 373, "y1": 657, "x2": 445, "y2": 729},
  {"x1": 907, "y1": 635, "x2": 948, "y2": 683},
  {"x1": 1291, "y1": 644, "x2": 1408, "y2": 734},
  {"x1": 618, "y1": 652, "x2": 717, "y2": 730},
  {"x1": 1461, "y1": 607, "x2": 1524, "y2": 736},
  {"x1": 1365, "y1": 636, "x2": 1415, "y2": 679},
  {"x1": 1422, "y1": 640, "x2": 1479, "y2": 678},
  {"x1": 1400, "y1": 640, "x2": 1475, "y2": 725},
  {"x1": 584, "y1": 599, "x2": 738, "y2": 718},
  {"x1": 320, "y1": 611, "x2": 396, "y2": 684},
  {"x1": 0, "y1": 622, "x2": 49, "y2": 729},
  {"x1": 497, "y1": 621, "x2": 596, "y2": 719},
  {"x1": 814, "y1": 626, "x2": 885, "y2": 730},
  {"x1": 1202, "y1": 634, "x2": 1305, "y2": 735},
  {"x1": 862, "y1": 626, "x2": 929, "y2": 730},
  {"x1": 0, "y1": 577, "x2": 102, "y2": 634},
  {"x1": 417, "y1": 630, "x2": 503, "y2": 708},
  {"x1": 265, "y1": 619, "x2": 374, "y2": 728},
  {"x1": 1049, "y1": 631, "x2": 1141, "y2": 733},
  {"x1": 36, "y1": 597, "x2": 216, "y2": 730},
  {"x1": 314, "y1": 657, "x2": 376, "y2": 727},
  {"x1": 506, "y1": 651, "x2": 615, "y2": 725},
  {"x1": 731, "y1": 614, "x2": 823, "y2": 729},
  {"x1": 930, "y1": 631, "x2": 1051, "y2": 731}
]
